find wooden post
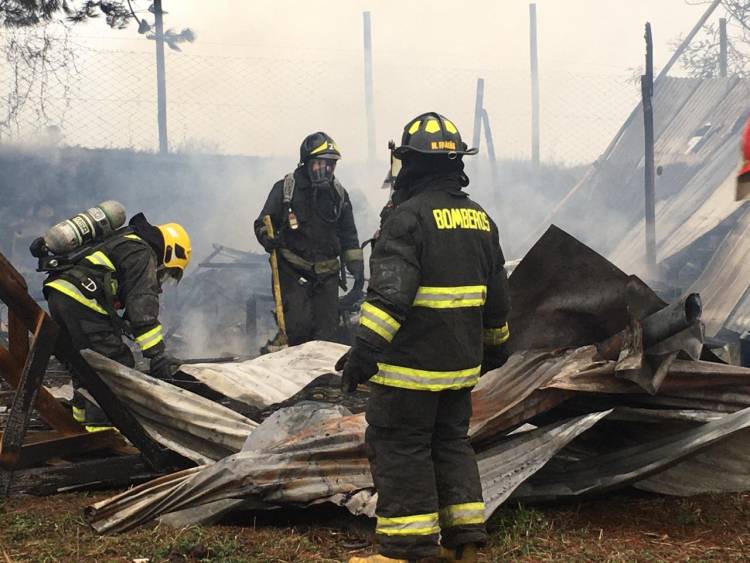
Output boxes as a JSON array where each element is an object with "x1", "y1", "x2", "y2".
[
  {"x1": 472, "y1": 78, "x2": 485, "y2": 152},
  {"x1": 529, "y1": 3, "x2": 540, "y2": 168},
  {"x1": 642, "y1": 23, "x2": 657, "y2": 276},
  {"x1": 0, "y1": 313, "x2": 58, "y2": 471},
  {"x1": 154, "y1": 0, "x2": 169, "y2": 154},
  {"x1": 719, "y1": 17, "x2": 728, "y2": 78},
  {"x1": 363, "y1": 12, "x2": 376, "y2": 163}
]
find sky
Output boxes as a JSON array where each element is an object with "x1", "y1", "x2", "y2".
[
  {"x1": 77, "y1": 0, "x2": 708, "y2": 72},
  {"x1": 5, "y1": 0, "x2": 720, "y2": 162}
]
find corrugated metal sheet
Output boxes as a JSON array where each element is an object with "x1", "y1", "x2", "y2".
[
  {"x1": 82, "y1": 227, "x2": 750, "y2": 534},
  {"x1": 529, "y1": 76, "x2": 750, "y2": 335},
  {"x1": 82, "y1": 350, "x2": 258, "y2": 465},
  {"x1": 180, "y1": 341, "x2": 347, "y2": 409},
  {"x1": 687, "y1": 207, "x2": 750, "y2": 336},
  {"x1": 512, "y1": 405, "x2": 750, "y2": 502},
  {"x1": 609, "y1": 79, "x2": 750, "y2": 272}
]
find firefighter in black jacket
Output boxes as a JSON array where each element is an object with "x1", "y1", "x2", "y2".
[
  {"x1": 340, "y1": 113, "x2": 511, "y2": 563},
  {"x1": 42, "y1": 214, "x2": 191, "y2": 430},
  {"x1": 254, "y1": 132, "x2": 364, "y2": 345}
]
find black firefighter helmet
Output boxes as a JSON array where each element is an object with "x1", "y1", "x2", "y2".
[
  {"x1": 393, "y1": 112, "x2": 478, "y2": 158},
  {"x1": 299, "y1": 131, "x2": 341, "y2": 165}
]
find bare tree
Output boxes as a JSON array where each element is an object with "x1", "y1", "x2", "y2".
[
  {"x1": 675, "y1": 0, "x2": 750, "y2": 78},
  {"x1": 0, "y1": 22, "x2": 78, "y2": 140}
]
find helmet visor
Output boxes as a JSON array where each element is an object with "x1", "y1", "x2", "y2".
[
  {"x1": 308, "y1": 158, "x2": 337, "y2": 183},
  {"x1": 158, "y1": 266, "x2": 184, "y2": 287}
]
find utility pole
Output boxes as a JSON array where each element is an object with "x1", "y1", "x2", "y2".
[
  {"x1": 529, "y1": 3, "x2": 540, "y2": 169},
  {"x1": 363, "y1": 12, "x2": 376, "y2": 163},
  {"x1": 472, "y1": 78, "x2": 484, "y2": 152},
  {"x1": 641, "y1": 23, "x2": 656, "y2": 275},
  {"x1": 154, "y1": 0, "x2": 168, "y2": 154},
  {"x1": 719, "y1": 17, "x2": 728, "y2": 78}
]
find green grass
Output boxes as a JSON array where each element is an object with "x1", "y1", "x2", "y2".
[{"x1": 1, "y1": 492, "x2": 749, "y2": 561}]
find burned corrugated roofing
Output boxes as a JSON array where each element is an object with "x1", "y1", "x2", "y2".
[{"x1": 83, "y1": 227, "x2": 750, "y2": 535}]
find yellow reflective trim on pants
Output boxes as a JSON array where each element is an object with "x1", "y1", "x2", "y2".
[
  {"x1": 483, "y1": 323, "x2": 509, "y2": 346},
  {"x1": 135, "y1": 324, "x2": 164, "y2": 351},
  {"x1": 413, "y1": 285, "x2": 487, "y2": 309},
  {"x1": 72, "y1": 406, "x2": 86, "y2": 423},
  {"x1": 439, "y1": 502, "x2": 486, "y2": 528},
  {"x1": 359, "y1": 302, "x2": 400, "y2": 342},
  {"x1": 84, "y1": 250, "x2": 115, "y2": 271},
  {"x1": 371, "y1": 363, "x2": 481, "y2": 391},
  {"x1": 45, "y1": 279, "x2": 108, "y2": 315},
  {"x1": 376, "y1": 512, "x2": 440, "y2": 537}
]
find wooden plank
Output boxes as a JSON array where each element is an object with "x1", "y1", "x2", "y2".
[
  {"x1": 0, "y1": 454, "x2": 160, "y2": 496},
  {"x1": 0, "y1": 346, "x2": 84, "y2": 436},
  {"x1": 0, "y1": 253, "x2": 43, "y2": 333},
  {"x1": 0, "y1": 313, "x2": 58, "y2": 470},
  {"x1": 8, "y1": 311, "x2": 29, "y2": 367},
  {"x1": 0, "y1": 429, "x2": 126, "y2": 470}
]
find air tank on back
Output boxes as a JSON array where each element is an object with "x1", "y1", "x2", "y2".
[{"x1": 43, "y1": 201, "x2": 127, "y2": 255}]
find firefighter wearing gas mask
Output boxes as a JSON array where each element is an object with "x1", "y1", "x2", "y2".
[
  {"x1": 33, "y1": 207, "x2": 191, "y2": 431},
  {"x1": 254, "y1": 132, "x2": 364, "y2": 346},
  {"x1": 339, "y1": 113, "x2": 511, "y2": 563}
]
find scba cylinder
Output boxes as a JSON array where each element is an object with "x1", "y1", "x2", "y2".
[{"x1": 44, "y1": 201, "x2": 127, "y2": 255}]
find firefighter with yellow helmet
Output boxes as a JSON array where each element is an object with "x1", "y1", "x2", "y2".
[
  {"x1": 33, "y1": 205, "x2": 192, "y2": 430},
  {"x1": 340, "y1": 113, "x2": 511, "y2": 563}
]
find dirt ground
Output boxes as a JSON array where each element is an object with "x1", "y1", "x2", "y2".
[{"x1": 1, "y1": 490, "x2": 750, "y2": 562}]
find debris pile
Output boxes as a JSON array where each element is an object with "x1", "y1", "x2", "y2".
[{"x1": 74, "y1": 227, "x2": 750, "y2": 533}]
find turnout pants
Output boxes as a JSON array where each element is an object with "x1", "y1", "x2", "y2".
[
  {"x1": 366, "y1": 384, "x2": 487, "y2": 560},
  {"x1": 277, "y1": 258, "x2": 339, "y2": 346},
  {"x1": 48, "y1": 291, "x2": 134, "y2": 425}
]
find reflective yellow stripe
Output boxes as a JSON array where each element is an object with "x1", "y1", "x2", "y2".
[
  {"x1": 483, "y1": 323, "x2": 510, "y2": 346},
  {"x1": 72, "y1": 406, "x2": 86, "y2": 423},
  {"x1": 135, "y1": 324, "x2": 164, "y2": 351},
  {"x1": 376, "y1": 512, "x2": 439, "y2": 537},
  {"x1": 310, "y1": 140, "x2": 330, "y2": 155},
  {"x1": 45, "y1": 279, "x2": 108, "y2": 315},
  {"x1": 439, "y1": 502, "x2": 486, "y2": 528},
  {"x1": 371, "y1": 363, "x2": 481, "y2": 391},
  {"x1": 124, "y1": 234, "x2": 142, "y2": 241},
  {"x1": 84, "y1": 250, "x2": 115, "y2": 271},
  {"x1": 359, "y1": 302, "x2": 400, "y2": 343},
  {"x1": 413, "y1": 285, "x2": 487, "y2": 309}
]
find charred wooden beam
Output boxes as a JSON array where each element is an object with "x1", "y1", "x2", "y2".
[
  {"x1": 0, "y1": 313, "x2": 58, "y2": 470},
  {"x1": 0, "y1": 454, "x2": 160, "y2": 496},
  {"x1": 0, "y1": 429, "x2": 125, "y2": 470},
  {"x1": 0, "y1": 346, "x2": 83, "y2": 435}
]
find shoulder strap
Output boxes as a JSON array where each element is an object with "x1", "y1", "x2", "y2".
[
  {"x1": 333, "y1": 178, "x2": 346, "y2": 202},
  {"x1": 282, "y1": 173, "x2": 296, "y2": 204}
]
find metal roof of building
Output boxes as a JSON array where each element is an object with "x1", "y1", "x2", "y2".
[{"x1": 533, "y1": 76, "x2": 750, "y2": 335}]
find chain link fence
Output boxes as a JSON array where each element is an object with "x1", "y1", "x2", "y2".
[{"x1": 0, "y1": 32, "x2": 640, "y2": 164}]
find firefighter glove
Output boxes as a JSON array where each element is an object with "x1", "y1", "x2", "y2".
[
  {"x1": 336, "y1": 345, "x2": 379, "y2": 393},
  {"x1": 346, "y1": 259, "x2": 366, "y2": 292},
  {"x1": 258, "y1": 231, "x2": 282, "y2": 253},
  {"x1": 339, "y1": 288, "x2": 364, "y2": 311},
  {"x1": 148, "y1": 350, "x2": 182, "y2": 380},
  {"x1": 481, "y1": 343, "x2": 510, "y2": 375}
]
